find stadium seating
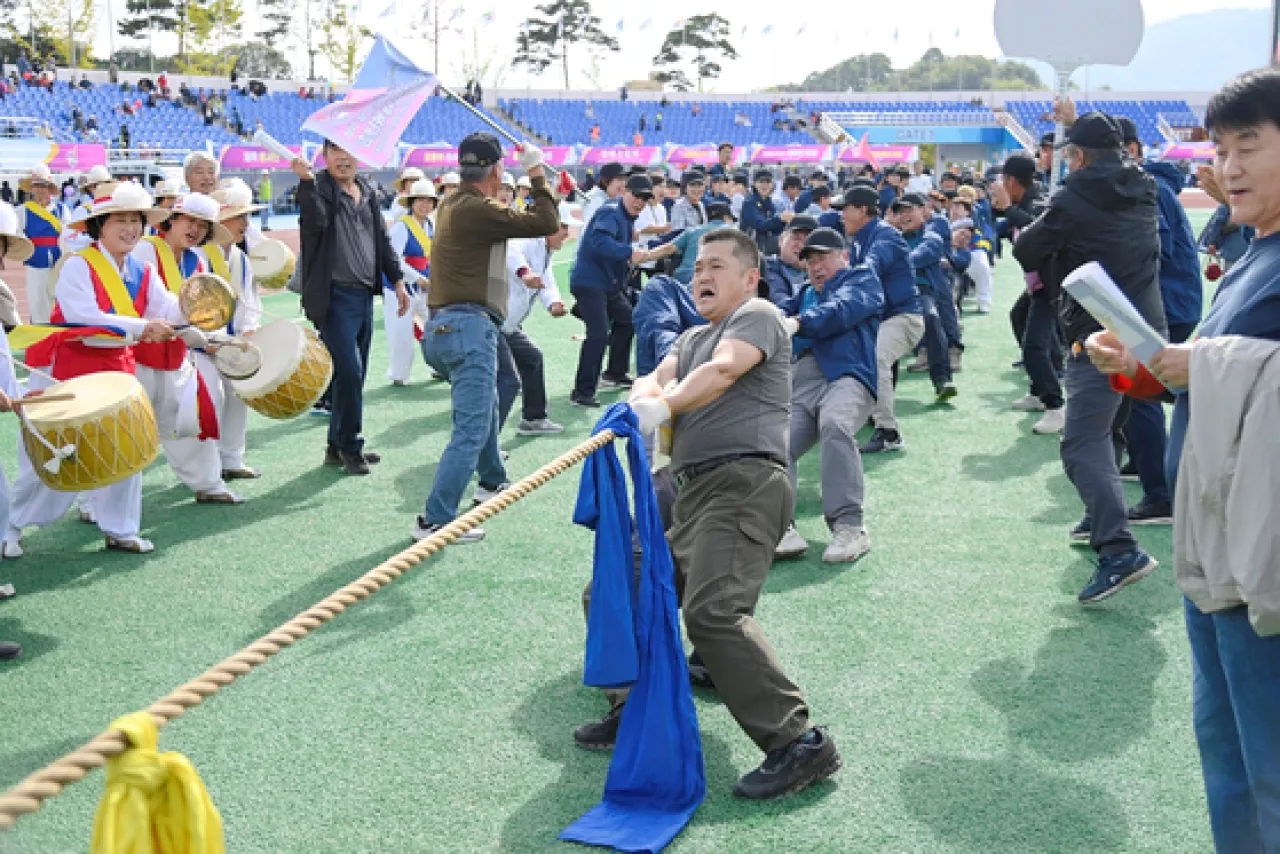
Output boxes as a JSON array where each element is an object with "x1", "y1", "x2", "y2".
[{"x1": 1004, "y1": 99, "x2": 1201, "y2": 147}]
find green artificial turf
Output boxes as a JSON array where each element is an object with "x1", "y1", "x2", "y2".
[{"x1": 0, "y1": 215, "x2": 1215, "y2": 853}]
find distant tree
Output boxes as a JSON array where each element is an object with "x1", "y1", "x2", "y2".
[
  {"x1": 255, "y1": 0, "x2": 292, "y2": 44},
  {"x1": 318, "y1": 0, "x2": 370, "y2": 83},
  {"x1": 181, "y1": 0, "x2": 243, "y2": 75},
  {"x1": 227, "y1": 42, "x2": 293, "y2": 78},
  {"x1": 512, "y1": 0, "x2": 619, "y2": 90},
  {"x1": 119, "y1": 0, "x2": 199, "y2": 64},
  {"x1": 652, "y1": 13, "x2": 736, "y2": 93},
  {"x1": 776, "y1": 49, "x2": 1046, "y2": 93}
]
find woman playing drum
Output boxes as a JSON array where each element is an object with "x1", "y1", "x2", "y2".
[
  {"x1": 5, "y1": 182, "x2": 183, "y2": 555},
  {"x1": 202, "y1": 183, "x2": 264, "y2": 480},
  {"x1": 131, "y1": 192, "x2": 244, "y2": 506},
  {"x1": 385, "y1": 178, "x2": 435, "y2": 387}
]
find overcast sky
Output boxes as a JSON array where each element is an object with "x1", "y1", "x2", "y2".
[{"x1": 94, "y1": 0, "x2": 1270, "y2": 90}]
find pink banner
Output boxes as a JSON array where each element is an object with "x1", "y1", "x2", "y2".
[
  {"x1": 837, "y1": 144, "x2": 918, "y2": 164},
  {"x1": 579, "y1": 146, "x2": 661, "y2": 167},
  {"x1": 1161, "y1": 142, "x2": 1213, "y2": 161},
  {"x1": 504, "y1": 146, "x2": 573, "y2": 167},
  {"x1": 401, "y1": 147, "x2": 459, "y2": 169},
  {"x1": 46, "y1": 143, "x2": 107, "y2": 171},
  {"x1": 220, "y1": 144, "x2": 304, "y2": 170},
  {"x1": 749, "y1": 144, "x2": 833, "y2": 164},
  {"x1": 665, "y1": 145, "x2": 739, "y2": 166}
]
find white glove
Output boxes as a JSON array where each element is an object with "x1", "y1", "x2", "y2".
[
  {"x1": 517, "y1": 142, "x2": 544, "y2": 170},
  {"x1": 177, "y1": 327, "x2": 209, "y2": 349},
  {"x1": 631, "y1": 396, "x2": 672, "y2": 435},
  {"x1": 783, "y1": 317, "x2": 800, "y2": 337}
]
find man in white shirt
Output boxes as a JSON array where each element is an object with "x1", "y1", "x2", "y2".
[
  {"x1": 906, "y1": 159, "x2": 934, "y2": 195},
  {"x1": 498, "y1": 203, "x2": 578, "y2": 436},
  {"x1": 634, "y1": 179, "x2": 669, "y2": 277}
]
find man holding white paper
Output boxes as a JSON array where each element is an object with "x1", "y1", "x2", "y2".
[{"x1": 1012, "y1": 112, "x2": 1168, "y2": 604}]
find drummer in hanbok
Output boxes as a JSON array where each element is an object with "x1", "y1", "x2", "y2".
[
  {"x1": 5, "y1": 184, "x2": 182, "y2": 556},
  {"x1": 385, "y1": 178, "x2": 435, "y2": 387},
  {"x1": 131, "y1": 192, "x2": 244, "y2": 505},
  {"x1": 202, "y1": 182, "x2": 264, "y2": 479}
]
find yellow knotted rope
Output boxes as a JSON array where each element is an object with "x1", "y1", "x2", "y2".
[
  {"x1": 0, "y1": 429, "x2": 617, "y2": 833},
  {"x1": 91, "y1": 712, "x2": 224, "y2": 854}
]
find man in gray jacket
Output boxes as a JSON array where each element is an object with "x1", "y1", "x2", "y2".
[{"x1": 669, "y1": 175, "x2": 708, "y2": 231}]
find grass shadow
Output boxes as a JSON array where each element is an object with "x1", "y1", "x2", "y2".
[
  {"x1": 0, "y1": 733, "x2": 97, "y2": 791},
  {"x1": 0, "y1": 617, "x2": 60, "y2": 668}
]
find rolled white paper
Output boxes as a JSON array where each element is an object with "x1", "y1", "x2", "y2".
[{"x1": 253, "y1": 129, "x2": 298, "y2": 163}]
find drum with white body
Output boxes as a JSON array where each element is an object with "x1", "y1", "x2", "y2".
[
  {"x1": 21, "y1": 372, "x2": 160, "y2": 491},
  {"x1": 228, "y1": 320, "x2": 332, "y2": 420},
  {"x1": 250, "y1": 239, "x2": 296, "y2": 290}
]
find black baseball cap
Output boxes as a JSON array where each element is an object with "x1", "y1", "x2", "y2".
[
  {"x1": 895, "y1": 166, "x2": 911, "y2": 178},
  {"x1": 1064, "y1": 112, "x2": 1122, "y2": 149},
  {"x1": 599, "y1": 162, "x2": 626, "y2": 184},
  {"x1": 706, "y1": 201, "x2": 734, "y2": 220},
  {"x1": 625, "y1": 174, "x2": 654, "y2": 199},
  {"x1": 683, "y1": 173, "x2": 706, "y2": 187},
  {"x1": 782, "y1": 175, "x2": 803, "y2": 190},
  {"x1": 1039, "y1": 132, "x2": 1056, "y2": 148},
  {"x1": 1001, "y1": 153, "x2": 1037, "y2": 185},
  {"x1": 809, "y1": 171, "x2": 828, "y2": 182},
  {"x1": 785, "y1": 213, "x2": 820, "y2": 233},
  {"x1": 458, "y1": 132, "x2": 503, "y2": 167},
  {"x1": 894, "y1": 192, "x2": 927, "y2": 209},
  {"x1": 851, "y1": 176, "x2": 877, "y2": 188},
  {"x1": 752, "y1": 169, "x2": 775, "y2": 183},
  {"x1": 831, "y1": 185, "x2": 880, "y2": 212},
  {"x1": 811, "y1": 185, "x2": 832, "y2": 200},
  {"x1": 799, "y1": 227, "x2": 847, "y2": 259},
  {"x1": 717, "y1": 141, "x2": 734, "y2": 152},
  {"x1": 1115, "y1": 116, "x2": 1141, "y2": 145},
  {"x1": 710, "y1": 172, "x2": 729, "y2": 183}
]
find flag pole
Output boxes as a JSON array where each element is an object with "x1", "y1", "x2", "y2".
[{"x1": 435, "y1": 81, "x2": 561, "y2": 179}]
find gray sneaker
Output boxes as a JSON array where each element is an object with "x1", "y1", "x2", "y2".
[
  {"x1": 822, "y1": 525, "x2": 871, "y2": 564},
  {"x1": 517, "y1": 418, "x2": 564, "y2": 436}
]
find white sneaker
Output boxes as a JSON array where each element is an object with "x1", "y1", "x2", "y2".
[
  {"x1": 411, "y1": 516, "x2": 485, "y2": 544},
  {"x1": 517, "y1": 418, "x2": 564, "y2": 436},
  {"x1": 1032, "y1": 407, "x2": 1066, "y2": 434},
  {"x1": 775, "y1": 523, "x2": 809, "y2": 560},
  {"x1": 822, "y1": 525, "x2": 871, "y2": 564},
  {"x1": 3, "y1": 528, "x2": 23, "y2": 559},
  {"x1": 1011, "y1": 394, "x2": 1046, "y2": 412},
  {"x1": 472, "y1": 482, "x2": 510, "y2": 505},
  {"x1": 105, "y1": 535, "x2": 154, "y2": 554}
]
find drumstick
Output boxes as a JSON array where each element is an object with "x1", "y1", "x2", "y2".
[{"x1": 11, "y1": 393, "x2": 76, "y2": 408}]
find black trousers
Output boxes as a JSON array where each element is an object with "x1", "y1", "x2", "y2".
[{"x1": 571, "y1": 285, "x2": 633, "y2": 399}]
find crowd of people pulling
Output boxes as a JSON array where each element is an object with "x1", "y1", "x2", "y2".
[{"x1": 1, "y1": 66, "x2": 1277, "y2": 850}]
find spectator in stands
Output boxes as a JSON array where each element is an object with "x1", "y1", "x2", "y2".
[
  {"x1": 638, "y1": 113, "x2": 647, "y2": 133},
  {"x1": 581, "y1": 162, "x2": 625, "y2": 226},
  {"x1": 690, "y1": 102, "x2": 702, "y2": 117},
  {"x1": 670, "y1": 174, "x2": 707, "y2": 231},
  {"x1": 655, "y1": 111, "x2": 663, "y2": 132},
  {"x1": 569, "y1": 174, "x2": 651, "y2": 407},
  {"x1": 1014, "y1": 112, "x2": 1167, "y2": 602},
  {"x1": 158, "y1": 72, "x2": 169, "y2": 97},
  {"x1": 589, "y1": 123, "x2": 600, "y2": 143},
  {"x1": 709, "y1": 142, "x2": 735, "y2": 178},
  {"x1": 619, "y1": 85, "x2": 628, "y2": 101},
  {"x1": 632, "y1": 131, "x2": 644, "y2": 146},
  {"x1": 257, "y1": 170, "x2": 272, "y2": 231},
  {"x1": 776, "y1": 227, "x2": 883, "y2": 563},
  {"x1": 584, "y1": 102, "x2": 594, "y2": 119},
  {"x1": 293, "y1": 140, "x2": 407, "y2": 475},
  {"x1": 16, "y1": 52, "x2": 28, "y2": 80},
  {"x1": 740, "y1": 170, "x2": 792, "y2": 257},
  {"x1": 85, "y1": 114, "x2": 98, "y2": 132}
]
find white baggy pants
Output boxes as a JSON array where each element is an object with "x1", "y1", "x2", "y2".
[
  {"x1": 384, "y1": 289, "x2": 429, "y2": 383},
  {"x1": 137, "y1": 355, "x2": 228, "y2": 494},
  {"x1": 24, "y1": 267, "x2": 54, "y2": 324}
]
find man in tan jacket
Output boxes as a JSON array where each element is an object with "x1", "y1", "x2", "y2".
[{"x1": 413, "y1": 132, "x2": 559, "y2": 543}]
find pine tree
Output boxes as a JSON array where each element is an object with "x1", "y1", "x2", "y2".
[
  {"x1": 512, "y1": 0, "x2": 619, "y2": 90},
  {"x1": 652, "y1": 14, "x2": 736, "y2": 93}
]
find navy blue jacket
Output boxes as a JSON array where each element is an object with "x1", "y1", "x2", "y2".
[
  {"x1": 850, "y1": 218, "x2": 921, "y2": 318},
  {"x1": 794, "y1": 188, "x2": 814, "y2": 214},
  {"x1": 781, "y1": 264, "x2": 884, "y2": 396},
  {"x1": 634, "y1": 275, "x2": 707, "y2": 376},
  {"x1": 762, "y1": 256, "x2": 807, "y2": 307},
  {"x1": 903, "y1": 227, "x2": 949, "y2": 296},
  {"x1": 739, "y1": 190, "x2": 786, "y2": 250},
  {"x1": 817, "y1": 210, "x2": 843, "y2": 234},
  {"x1": 878, "y1": 185, "x2": 898, "y2": 214},
  {"x1": 1199, "y1": 204, "x2": 1254, "y2": 265},
  {"x1": 571, "y1": 200, "x2": 638, "y2": 292},
  {"x1": 1144, "y1": 160, "x2": 1204, "y2": 329}
]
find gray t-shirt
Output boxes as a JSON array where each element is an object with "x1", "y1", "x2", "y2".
[
  {"x1": 330, "y1": 186, "x2": 378, "y2": 289},
  {"x1": 668, "y1": 297, "x2": 791, "y2": 471}
]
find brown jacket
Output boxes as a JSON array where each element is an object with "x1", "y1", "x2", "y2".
[{"x1": 428, "y1": 174, "x2": 559, "y2": 320}]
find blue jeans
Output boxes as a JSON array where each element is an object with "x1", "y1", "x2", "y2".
[
  {"x1": 1122, "y1": 322, "x2": 1194, "y2": 507},
  {"x1": 318, "y1": 285, "x2": 374, "y2": 453},
  {"x1": 1185, "y1": 598, "x2": 1280, "y2": 853},
  {"x1": 420, "y1": 308, "x2": 508, "y2": 525},
  {"x1": 1061, "y1": 353, "x2": 1136, "y2": 557},
  {"x1": 917, "y1": 289, "x2": 952, "y2": 384}
]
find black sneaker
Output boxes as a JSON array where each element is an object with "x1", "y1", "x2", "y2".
[
  {"x1": 598, "y1": 374, "x2": 634, "y2": 390},
  {"x1": 570, "y1": 394, "x2": 601, "y2": 408},
  {"x1": 573, "y1": 704, "x2": 624, "y2": 750},
  {"x1": 1078, "y1": 549, "x2": 1158, "y2": 604},
  {"x1": 339, "y1": 450, "x2": 371, "y2": 475},
  {"x1": 1127, "y1": 499, "x2": 1173, "y2": 525},
  {"x1": 859, "y1": 428, "x2": 904, "y2": 454},
  {"x1": 1119, "y1": 461, "x2": 1139, "y2": 483},
  {"x1": 324, "y1": 446, "x2": 382, "y2": 467},
  {"x1": 934, "y1": 380, "x2": 958, "y2": 400},
  {"x1": 0, "y1": 641, "x2": 21, "y2": 660},
  {"x1": 410, "y1": 516, "x2": 485, "y2": 544},
  {"x1": 732, "y1": 726, "x2": 841, "y2": 800},
  {"x1": 687, "y1": 650, "x2": 715, "y2": 690}
]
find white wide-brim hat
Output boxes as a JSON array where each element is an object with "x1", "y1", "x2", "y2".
[
  {"x1": 397, "y1": 178, "x2": 438, "y2": 208},
  {"x1": 439, "y1": 171, "x2": 460, "y2": 186},
  {"x1": 71, "y1": 181, "x2": 171, "y2": 230},
  {"x1": 395, "y1": 167, "x2": 425, "y2": 191},
  {"x1": 153, "y1": 179, "x2": 181, "y2": 200},
  {"x1": 19, "y1": 163, "x2": 56, "y2": 193},
  {"x1": 80, "y1": 164, "x2": 113, "y2": 189},
  {"x1": 212, "y1": 183, "x2": 264, "y2": 219},
  {"x1": 0, "y1": 202, "x2": 34, "y2": 262}
]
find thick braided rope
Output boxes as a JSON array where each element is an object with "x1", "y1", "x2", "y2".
[{"x1": 0, "y1": 428, "x2": 617, "y2": 831}]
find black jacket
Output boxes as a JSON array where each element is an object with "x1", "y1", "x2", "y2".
[
  {"x1": 999, "y1": 179, "x2": 1047, "y2": 231},
  {"x1": 297, "y1": 170, "x2": 401, "y2": 326},
  {"x1": 1013, "y1": 153, "x2": 1167, "y2": 343}
]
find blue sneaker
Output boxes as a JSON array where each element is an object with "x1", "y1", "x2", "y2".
[{"x1": 1078, "y1": 549, "x2": 1158, "y2": 603}]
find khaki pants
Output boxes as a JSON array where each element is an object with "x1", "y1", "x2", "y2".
[
  {"x1": 870, "y1": 312, "x2": 925, "y2": 431},
  {"x1": 583, "y1": 458, "x2": 810, "y2": 752}
]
